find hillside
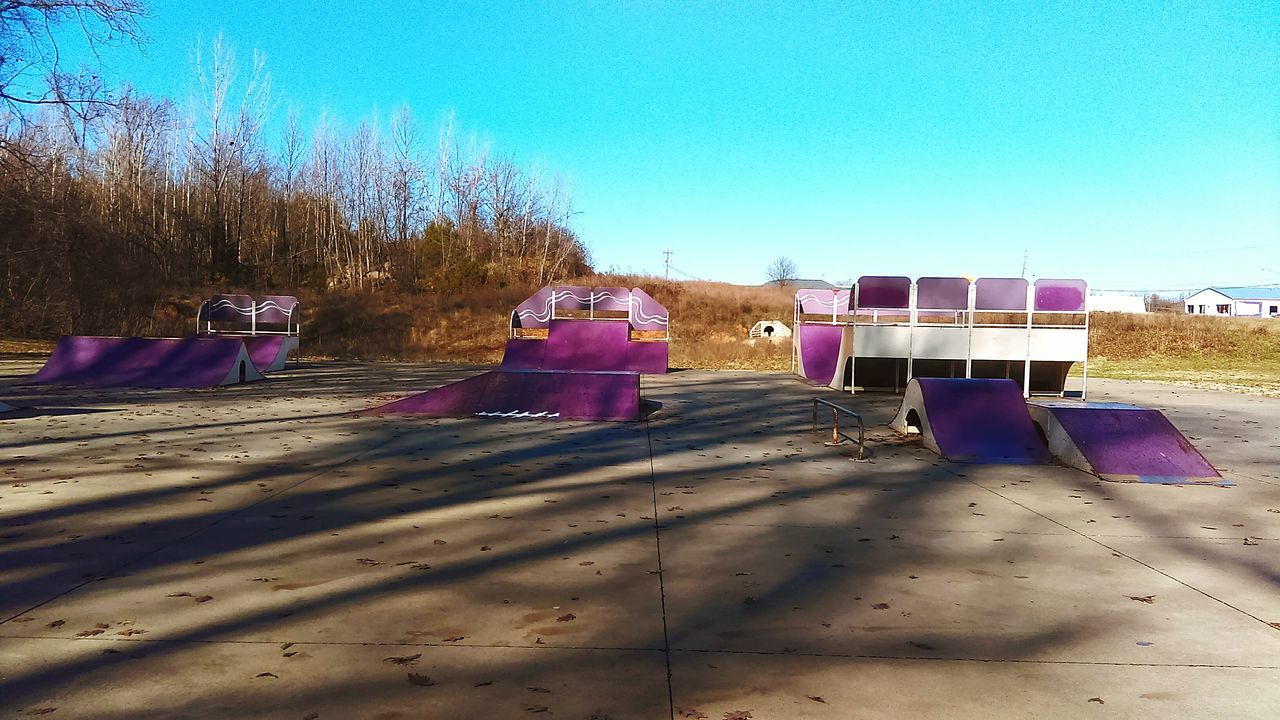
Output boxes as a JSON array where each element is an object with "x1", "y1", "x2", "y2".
[{"x1": 4, "y1": 278, "x2": 1278, "y2": 395}]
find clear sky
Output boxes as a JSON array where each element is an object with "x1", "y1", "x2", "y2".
[{"x1": 57, "y1": 1, "x2": 1280, "y2": 291}]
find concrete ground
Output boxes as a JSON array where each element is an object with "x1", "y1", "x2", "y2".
[{"x1": 1, "y1": 359, "x2": 1278, "y2": 719}]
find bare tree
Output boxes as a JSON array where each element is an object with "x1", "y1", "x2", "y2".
[
  {"x1": 0, "y1": 0, "x2": 147, "y2": 113},
  {"x1": 766, "y1": 256, "x2": 797, "y2": 286}
]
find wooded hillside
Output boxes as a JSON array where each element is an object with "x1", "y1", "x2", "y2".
[{"x1": 0, "y1": 36, "x2": 589, "y2": 339}]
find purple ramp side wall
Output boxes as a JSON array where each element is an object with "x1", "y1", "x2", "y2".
[
  {"x1": 369, "y1": 369, "x2": 640, "y2": 421},
  {"x1": 500, "y1": 338, "x2": 547, "y2": 369},
  {"x1": 1034, "y1": 279, "x2": 1088, "y2": 312},
  {"x1": 1049, "y1": 406, "x2": 1219, "y2": 479},
  {"x1": 32, "y1": 336, "x2": 260, "y2": 388},
  {"x1": 544, "y1": 319, "x2": 632, "y2": 371},
  {"x1": 512, "y1": 287, "x2": 555, "y2": 329},
  {"x1": 243, "y1": 336, "x2": 288, "y2": 371},
  {"x1": 975, "y1": 278, "x2": 1028, "y2": 311},
  {"x1": 797, "y1": 324, "x2": 843, "y2": 385},
  {"x1": 625, "y1": 341, "x2": 669, "y2": 374},
  {"x1": 917, "y1": 378, "x2": 1050, "y2": 463}
]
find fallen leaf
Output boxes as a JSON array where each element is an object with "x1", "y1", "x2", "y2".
[
  {"x1": 807, "y1": 695, "x2": 827, "y2": 703},
  {"x1": 723, "y1": 712, "x2": 753, "y2": 720},
  {"x1": 25, "y1": 709, "x2": 57, "y2": 716},
  {"x1": 1088, "y1": 697, "x2": 1104, "y2": 704},
  {"x1": 556, "y1": 613, "x2": 576, "y2": 622},
  {"x1": 256, "y1": 672, "x2": 278, "y2": 678},
  {"x1": 675, "y1": 708, "x2": 708, "y2": 719},
  {"x1": 47, "y1": 620, "x2": 65, "y2": 629},
  {"x1": 528, "y1": 687, "x2": 552, "y2": 693},
  {"x1": 194, "y1": 595, "x2": 214, "y2": 603},
  {"x1": 443, "y1": 635, "x2": 465, "y2": 642},
  {"x1": 384, "y1": 653, "x2": 421, "y2": 666},
  {"x1": 1128, "y1": 595, "x2": 1155, "y2": 604},
  {"x1": 872, "y1": 603, "x2": 890, "y2": 610},
  {"x1": 474, "y1": 680, "x2": 494, "y2": 687},
  {"x1": 75, "y1": 628, "x2": 104, "y2": 637},
  {"x1": 523, "y1": 706, "x2": 549, "y2": 713},
  {"x1": 407, "y1": 673, "x2": 435, "y2": 687}
]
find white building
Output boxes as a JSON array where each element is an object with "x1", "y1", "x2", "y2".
[
  {"x1": 1184, "y1": 287, "x2": 1280, "y2": 317},
  {"x1": 1088, "y1": 292, "x2": 1146, "y2": 313}
]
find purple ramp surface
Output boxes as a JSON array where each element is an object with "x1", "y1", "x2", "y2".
[
  {"x1": 1048, "y1": 406, "x2": 1218, "y2": 480},
  {"x1": 797, "y1": 324, "x2": 843, "y2": 384},
  {"x1": 916, "y1": 378, "x2": 1050, "y2": 463},
  {"x1": 369, "y1": 369, "x2": 640, "y2": 421},
  {"x1": 544, "y1": 319, "x2": 631, "y2": 371},
  {"x1": 32, "y1": 336, "x2": 262, "y2": 388},
  {"x1": 625, "y1": 341, "x2": 669, "y2": 374},
  {"x1": 500, "y1": 338, "x2": 547, "y2": 369},
  {"x1": 243, "y1": 336, "x2": 289, "y2": 371}
]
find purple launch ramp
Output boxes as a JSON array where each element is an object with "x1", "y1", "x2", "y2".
[
  {"x1": 1028, "y1": 401, "x2": 1224, "y2": 485},
  {"x1": 32, "y1": 336, "x2": 264, "y2": 388},
  {"x1": 891, "y1": 378, "x2": 1051, "y2": 464},
  {"x1": 370, "y1": 369, "x2": 640, "y2": 421},
  {"x1": 796, "y1": 324, "x2": 844, "y2": 384}
]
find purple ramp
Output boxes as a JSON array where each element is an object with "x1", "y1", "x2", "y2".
[
  {"x1": 544, "y1": 319, "x2": 631, "y2": 371},
  {"x1": 368, "y1": 369, "x2": 640, "y2": 421},
  {"x1": 500, "y1": 338, "x2": 547, "y2": 369},
  {"x1": 1033, "y1": 403, "x2": 1220, "y2": 484},
  {"x1": 625, "y1": 341, "x2": 669, "y2": 374},
  {"x1": 32, "y1": 336, "x2": 264, "y2": 388},
  {"x1": 894, "y1": 378, "x2": 1050, "y2": 464},
  {"x1": 796, "y1": 324, "x2": 843, "y2": 384},
  {"x1": 243, "y1": 336, "x2": 294, "y2": 372}
]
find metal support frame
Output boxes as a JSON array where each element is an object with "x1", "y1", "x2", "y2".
[{"x1": 812, "y1": 397, "x2": 867, "y2": 460}]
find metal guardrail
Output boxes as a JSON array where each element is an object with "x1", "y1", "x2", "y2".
[{"x1": 812, "y1": 397, "x2": 868, "y2": 460}]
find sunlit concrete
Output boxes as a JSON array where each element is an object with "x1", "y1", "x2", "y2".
[{"x1": 2, "y1": 361, "x2": 1278, "y2": 718}]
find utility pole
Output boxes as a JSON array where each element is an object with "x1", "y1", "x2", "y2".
[
  {"x1": 664, "y1": 249, "x2": 672, "y2": 279},
  {"x1": 1021, "y1": 249, "x2": 1028, "y2": 279}
]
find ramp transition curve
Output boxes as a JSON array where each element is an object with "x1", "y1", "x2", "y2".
[{"x1": 891, "y1": 378, "x2": 1051, "y2": 464}]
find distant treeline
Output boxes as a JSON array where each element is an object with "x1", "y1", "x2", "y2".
[{"x1": 0, "y1": 37, "x2": 590, "y2": 338}]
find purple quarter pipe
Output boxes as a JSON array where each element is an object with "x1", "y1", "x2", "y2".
[
  {"x1": 796, "y1": 324, "x2": 843, "y2": 385},
  {"x1": 369, "y1": 369, "x2": 641, "y2": 421},
  {"x1": 501, "y1": 319, "x2": 667, "y2": 374},
  {"x1": 1028, "y1": 401, "x2": 1222, "y2": 485},
  {"x1": 31, "y1": 336, "x2": 265, "y2": 388},
  {"x1": 891, "y1": 378, "x2": 1051, "y2": 464}
]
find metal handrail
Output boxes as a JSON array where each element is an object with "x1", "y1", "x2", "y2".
[{"x1": 812, "y1": 398, "x2": 868, "y2": 460}]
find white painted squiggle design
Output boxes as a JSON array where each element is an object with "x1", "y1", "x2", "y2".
[
  {"x1": 513, "y1": 289, "x2": 668, "y2": 327},
  {"x1": 475, "y1": 410, "x2": 561, "y2": 418},
  {"x1": 796, "y1": 290, "x2": 850, "y2": 312}
]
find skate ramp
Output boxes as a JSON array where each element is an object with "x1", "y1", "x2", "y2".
[
  {"x1": 891, "y1": 378, "x2": 1051, "y2": 464},
  {"x1": 369, "y1": 369, "x2": 640, "y2": 421},
  {"x1": 1028, "y1": 401, "x2": 1224, "y2": 485},
  {"x1": 242, "y1": 336, "x2": 299, "y2": 372},
  {"x1": 31, "y1": 336, "x2": 264, "y2": 388},
  {"x1": 500, "y1": 319, "x2": 667, "y2": 374},
  {"x1": 795, "y1": 324, "x2": 844, "y2": 385}
]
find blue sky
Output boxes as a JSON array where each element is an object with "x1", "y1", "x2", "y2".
[{"x1": 58, "y1": 1, "x2": 1280, "y2": 291}]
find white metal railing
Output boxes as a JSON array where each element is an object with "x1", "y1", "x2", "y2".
[
  {"x1": 198, "y1": 298, "x2": 302, "y2": 337},
  {"x1": 510, "y1": 288, "x2": 670, "y2": 340},
  {"x1": 793, "y1": 279, "x2": 1088, "y2": 399}
]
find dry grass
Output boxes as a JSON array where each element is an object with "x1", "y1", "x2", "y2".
[{"x1": 7, "y1": 282, "x2": 1280, "y2": 395}]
